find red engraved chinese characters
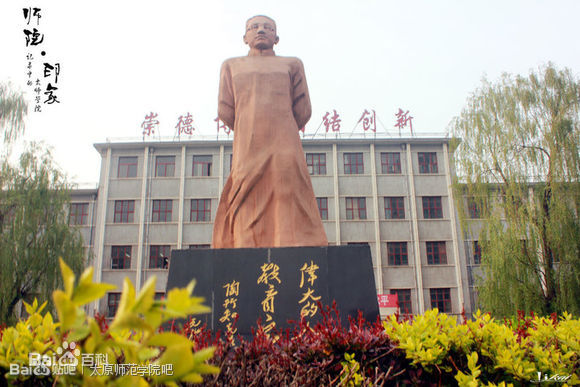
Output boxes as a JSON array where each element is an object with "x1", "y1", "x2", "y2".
[
  {"x1": 214, "y1": 116, "x2": 231, "y2": 135},
  {"x1": 322, "y1": 110, "x2": 341, "y2": 132},
  {"x1": 142, "y1": 112, "x2": 159, "y2": 137},
  {"x1": 357, "y1": 109, "x2": 376, "y2": 132},
  {"x1": 395, "y1": 108, "x2": 413, "y2": 134},
  {"x1": 175, "y1": 112, "x2": 195, "y2": 135}
]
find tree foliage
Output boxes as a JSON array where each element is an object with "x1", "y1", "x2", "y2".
[
  {"x1": 0, "y1": 144, "x2": 85, "y2": 324},
  {"x1": 0, "y1": 83, "x2": 84, "y2": 323},
  {"x1": 451, "y1": 63, "x2": 580, "y2": 317},
  {"x1": 0, "y1": 83, "x2": 28, "y2": 145},
  {"x1": 0, "y1": 259, "x2": 218, "y2": 386}
]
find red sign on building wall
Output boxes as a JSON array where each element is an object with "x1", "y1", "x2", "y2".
[{"x1": 377, "y1": 293, "x2": 398, "y2": 308}]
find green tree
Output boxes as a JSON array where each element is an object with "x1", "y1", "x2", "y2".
[
  {"x1": 0, "y1": 83, "x2": 84, "y2": 323},
  {"x1": 451, "y1": 63, "x2": 580, "y2": 317},
  {"x1": 0, "y1": 82, "x2": 28, "y2": 144}
]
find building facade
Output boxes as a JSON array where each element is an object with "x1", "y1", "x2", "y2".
[{"x1": 71, "y1": 137, "x2": 479, "y2": 319}]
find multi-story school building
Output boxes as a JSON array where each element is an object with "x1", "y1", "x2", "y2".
[{"x1": 70, "y1": 135, "x2": 482, "y2": 319}]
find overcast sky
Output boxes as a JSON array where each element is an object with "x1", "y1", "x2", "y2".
[{"x1": 1, "y1": 0, "x2": 579, "y2": 185}]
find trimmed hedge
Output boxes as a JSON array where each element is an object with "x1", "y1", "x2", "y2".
[
  {"x1": 185, "y1": 306, "x2": 578, "y2": 386},
  {"x1": 1, "y1": 261, "x2": 578, "y2": 386}
]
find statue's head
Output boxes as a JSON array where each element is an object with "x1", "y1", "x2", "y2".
[{"x1": 244, "y1": 15, "x2": 279, "y2": 50}]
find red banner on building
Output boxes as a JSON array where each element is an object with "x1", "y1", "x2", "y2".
[{"x1": 377, "y1": 294, "x2": 398, "y2": 308}]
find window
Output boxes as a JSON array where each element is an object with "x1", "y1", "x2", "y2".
[
  {"x1": 111, "y1": 246, "x2": 131, "y2": 269},
  {"x1": 191, "y1": 199, "x2": 211, "y2": 221},
  {"x1": 387, "y1": 242, "x2": 408, "y2": 265},
  {"x1": 114, "y1": 200, "x2": 135, "y2": 223},
  {"x1": 381, "y1": 152, "x2": 401, "y2": 174},
  {"x1": 418, "y1": 152, "x2": 438, "y2": 173},
  {"x1": 473, "y1": 241, "x2": 481, "y2": 265},
  {"x1": 430, "y1": 288, "x2": 451, "y2": 313},
  {"x1": 118, "y1": 156, "x2": 137, "y2": 178},
  {"x1": 316, "y1": 197, "x2": 328, "y2": 220},
  {"x1": 155, "y1": 156, "x2": 175, "y2": 177},
  {"x1": 69, "y1": 203, "x2": 89, "y2": 225},
  {"x1": 306, "y1": 153, "x2": 326, "y2": 175},
  {"x1": 152, "y1": 200, "x2": 172, "y2": 222},
  {"x1": 189, "y1": 244, "x2": 211, "y2": 249},
  {"x1": 345, "y1": 197, "x2": 366, "y2": 220},
  {"x1": 107, "y1": 293, "x2": 121, "y2": 317},
  {"x1": 390, "y1": 289, "x2": 412, "y2": 315},
  {"x1": 426, "y1": 241, "x2": 447, "y2": 264},
  {"x1": 149, "y1": 245, "x2": 170, "y2": 269},
  {"x1": 422, "y1": 196, "x2": 442, "y2": 219},
  {"x1": 385, "y1": 197, "x2": 405, "y2": 219},
  {"x1": 467, "y1": 198, "x2": 484, "y2": 218},
  {"x1": 192, "y1": 155, "x2": 212, "y2": 176},
  {"x1": 344, "y1": 153, "x2": 364, "y2": 174}
]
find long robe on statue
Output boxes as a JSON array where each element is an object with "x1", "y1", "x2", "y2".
[{"x1": 212, "y1": 49, "x2": 328, "y2": 248}]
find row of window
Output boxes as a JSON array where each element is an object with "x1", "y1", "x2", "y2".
[
  {"x1": 326, "y1": 196, "x2": 442, "y2": 221},
  {"x1": 389, "y1": 288, "x2": 452, "y2": 315},
  {"x1": 69, "y1": 194, "x2": 453, "y2": 225},
  {"x1": 118, "y1": 155, "x2": 213, "y2": 178},
  {"x1": 387, "y1": 241, "x2": 447, "y2": 265},
  {"x1": 106, "y1": 240, "x2": 479, "y2": 271},
  {"x1": 74, "y1": 197, "x2": 491, "y2": 228},
  {"x1": 106, "y1": 292, "x2": 165, "y2": 318},
  {"x1": 388, "y1": 240, "x2": 482, "y2": 266},
  {"x1": 111, "y1": 245, "x2": 170, "y2": 270},
  {"x1": 69, "y1": 196, "x2": 444, "y2": 227},
  {"x1": 307, "y1": 152, "x2": 438, "y2": 175},
  {"x1": 66, "y1": 196, "x2": 446, "y2": 225},
  {"x1": 116, "y1": 151, "x2": 439, "y2": 179},
  {"x1": 104, "y1": 196, "x2": 443, "y2": 224},
  {"x1": 108, "y1": 244, "x2": 210, "y2": 270},
  {"x1": 111, "y1": 199, "x2": 211, "y2": 223},
  {"x1": 105, "y1": 287, "x2": 452, "y2": 317}
]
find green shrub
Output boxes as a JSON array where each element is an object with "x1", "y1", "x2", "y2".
[
  {"x1": 188, "y1": 307, "x2": 578, "y2": 386},
  {"x1": 384, "y1": 309, "x2": 579, "y2": 386},
  {"x1": 2, "y1": 261, "x2": 578, "y2": 386},
  {"x1": 0, "y1": 258, "x2": 218, "y2": 386}
]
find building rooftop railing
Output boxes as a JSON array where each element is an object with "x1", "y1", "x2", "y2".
[
  {"x1": 103, "y1": 130, "x2": 450, "y2": 144},
  {"x1": 70, "y1": 182, "x2": 99, "y2": 191}
]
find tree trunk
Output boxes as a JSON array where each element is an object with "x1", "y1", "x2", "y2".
[{"x1": 541, "y1": 184, "x2": 556, "y2": 313}]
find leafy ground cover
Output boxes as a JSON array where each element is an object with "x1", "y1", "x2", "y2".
[
  {"x1": 1, "y1": 262, "x2": 578, "y2": 386},
  {"x1": 183, "y1": 306, "x2": 578, "y2": 386}
]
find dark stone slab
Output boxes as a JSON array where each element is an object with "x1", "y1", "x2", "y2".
[{"x1": 166, "y1": 245, "x2": 379, "y2": 335}]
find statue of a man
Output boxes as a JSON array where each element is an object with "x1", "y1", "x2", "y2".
[{"x1": 212, "y1": 15, "x2": 328, "y2": 248}]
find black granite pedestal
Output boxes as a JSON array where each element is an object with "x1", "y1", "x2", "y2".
[{"x1": 166, "y1": 245, "x2": 379, "y2": 335}]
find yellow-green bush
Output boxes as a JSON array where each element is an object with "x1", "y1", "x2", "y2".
[
  {"x1": 2, "y1": 260, "x2": 579, "y2": 386},
  {"x1": 0, "y1": 258, "x2": 218, "y2": 386},
  {"x1": 384, "y1": 309, "x2": 579, "y2": 386}
]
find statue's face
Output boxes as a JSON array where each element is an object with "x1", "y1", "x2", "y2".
[{"x1": 244, "y1": 16, "x2": 279, "y2": 50}]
